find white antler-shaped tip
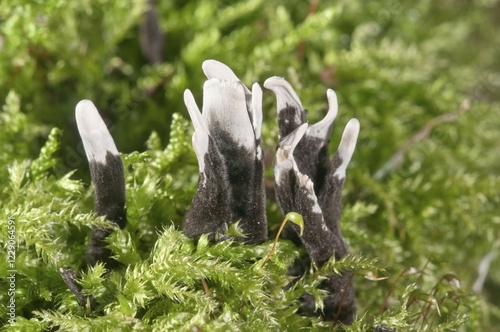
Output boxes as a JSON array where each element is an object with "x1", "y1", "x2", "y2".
[
  {"x1": 202, "y1": 59, "x2": 239, "y2": 81},
  {"x1": 277, "y1": 123, "x2": 308, "y2": 161},
  {"x1": 192, "y1": 129, "x2": 209, "y2": 176},
  {"x1": 75, "y1": 99, "x2": 119, "y2": 164},
  {"x1": 202, "y1": 79, "x2": 255, "y2": 151},
  {"x1": 184, "y1": 89, "x2": 209, "y2": 133},
  {"x1": 307, "y1": 89, "x2": 339, "y2": 140},
  {"x1": 263, "y1": 76, "x2": 304, "y2": 113},
  {"x1": 202, "y1": 59, "x2": 251, "y2": 94},
  {"x1": 326, "y1": 89, "x2": 339, "y2": 122},
  {"x1": 334, "y1": 118, "x2": 360, "y2": 179},
  {"x1": 251, "y1": 82, "x2": 263, "y2": 140}
]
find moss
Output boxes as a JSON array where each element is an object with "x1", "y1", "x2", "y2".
[{"x1": 1, "y1": 0, "x2": 499, "y2": 330}]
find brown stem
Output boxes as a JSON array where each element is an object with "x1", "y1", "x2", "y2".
[
  {"x1": 335, "y1": 271, "x2": 355, "y2": 319},
  {"x1": 59, "y1": 268, "x2": 97, "y2": 312},
  {"x1": 201, "y1": 277, "x2": 211, "y2": 298},
  {"x1": 373, "y1": 99, "x2": 471, "y2": 180},
  {"x1": 379, "y1": 270, "x2": 404, "y2": 314},
  {"x1": 261, "y1": 215, "x2": 289, "y2": 268}
]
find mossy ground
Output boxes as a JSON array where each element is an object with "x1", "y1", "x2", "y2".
[{"x1": 1, "y1": 1, "x2": 499, "y2": 331}]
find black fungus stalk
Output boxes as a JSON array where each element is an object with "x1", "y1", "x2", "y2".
[
  {"x1": 59, "y1": 268, "x2": 97, "y2": 311},
  {"x1": 265, "y1": 77, "x2": 359, "y2": 324},
  {"x1": 76, "y1": 100, "x2": 127, "y2": 267},
  {"x1": 183, "y1": 121, "x2": 233, "y2": 241}
]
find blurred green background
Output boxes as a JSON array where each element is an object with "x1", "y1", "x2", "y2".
[{"x1": 1, "y1": 0, "x2": 499, "y2": 330}]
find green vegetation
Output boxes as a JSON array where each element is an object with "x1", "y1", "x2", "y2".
[{"x1": 1, "y1": 0, "x2": 499, "y2": 330}]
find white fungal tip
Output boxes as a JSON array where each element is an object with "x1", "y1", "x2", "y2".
[
  {"x1": 75, "y1": 99, "x2": 119, "y2": 164},
  {"x1": 192, "y1": 129, "x2": 209, "y2": 179},
  {"x1": 326, "y1": 89, "x2": 339, "y2": 120},
  {"x1": 202, "y1": 59, "x2": 238, "y2": 81},
  {"x1": 307, "y1": 89, "x2": 339, "y2": 139},
  {"x1": 263, "y1": 76, "x2": 304, "y2": 113},
  {"x1": 203, "y1": 79, "x2": 255, "y2": 151},
  {"x1": 279, "y1": 122, "x2": 308, "y2": 151},
  {"x1": 251, "y1": 82, "x2": 263, "y2": 140},
  {"x1": 334, "y1": 118, "x2": 360, "y2": 179},
  {"x1": 184, "y1": 89, "x2": 209, "y2": 133},
  {"x1": 202, "y1": 59, "x2": 251, "y2": 95}
]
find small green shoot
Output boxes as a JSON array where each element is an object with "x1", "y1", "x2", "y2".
[
  {"x1": 261, "y1": 212, "x2": 304, "y2": 268},
  {"x1": 227, "y1": 220, "x2": 246, "y2": 238}
]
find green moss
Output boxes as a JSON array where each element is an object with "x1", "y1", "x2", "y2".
[{"x1": 1, "y1": 0, "x2": 499, "y2": 331}]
